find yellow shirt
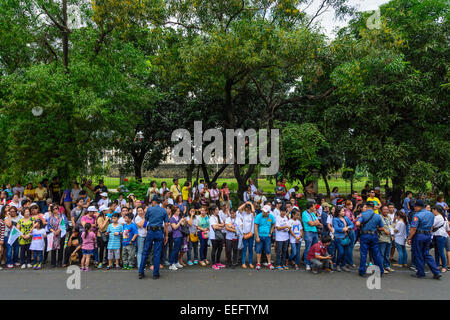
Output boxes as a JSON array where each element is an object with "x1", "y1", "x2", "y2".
[
  {"x1": 35, "y1": 187, "x2": 48, "y2": 201},
  {"x1": 182, "y1": 186, "x2": 189, "y2": 201},
  {"x1": 24, "y1": 189, "x2": 35, "y2": 199},
  {"x1": 367, "y1": 197, "x2": 381, "y2": 214},
  {"x1": 170, "y1": 184, "x2": 181, "y2": 199}
]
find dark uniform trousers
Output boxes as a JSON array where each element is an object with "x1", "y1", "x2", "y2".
[
  {"x1": 411, "y1": 233, "x2": 440, "y2": 277},
  {"x1": 139, "y1": 229, "x2": 164, "y2": 276},
  {"x1": 359, "y1": 233, "x2": 384, "y2": 275}
]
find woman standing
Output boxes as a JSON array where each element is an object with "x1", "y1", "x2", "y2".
[
  {"x1": 48, "y1": 204, "x2": 63, "y2": 268},
  {"x1": 34, "y1": 182, "x2": 48, "y2": 213},
  {"x1": 392, "y1": 211, "x2": 408, "y2": 268},
  {"x1": 23, "y1": 183, "x2": 35, "y2": 201},
  {"x1": 343, "y1": 200, "x2": 357, "y2": 268},
  {"x1": 209, "y1": 205, "x2": 225, "y2": 270},
  {"x1": 197, "y1": 206, "x2": 210, "y2": 266},
  {"x1": 61, "y1": 185, "x2": 73, "y2": 217},
  {"x1": 4, "y1": 206, "x2": 23, "y2": 268},
  {"x1": 332, "y1": 206, "x2": 354, "y2": 272},
  {"x1": 209, "y1": 183, "x2": 220, "y2": 206},
  {"x1": 159, "y1": 181, "x2": 169, "y2": 196},
  {"x1": 239, "y1": 201, "x2": 255, "y2": 269},
  {"x1": 330, "y1": 187, "x2": 340, "y2": 206},
  {"x1": 168, "y1": 206, "x2": 186, "y2": 271},
  {"x1": 0, "y1": 207, "x2": 6, "y2": 270},
  {"x1": 17, "y1": 208, "x2": 34, "y2": 268},
  {"x1": 175, "y1": 195, "x2": 187, "y2": 216},
  {"x1": 432, "y1": 205, "x2": 448, "y2": 273},
  {"x1": 225, "y1": 208, "x2": 241, "y2": 268},
  {"x1": 70, "y1": 182, "x2": 81, "y2": 208},
  {"x1": 186, "y1": 207, "x2": 199, "y2": 265},
  {"x1": 96, "y1": 206, "x2": 110, "y2": 268},
  {"x1": 146, "y1": 181, "x2": 159, "y2": 202}
]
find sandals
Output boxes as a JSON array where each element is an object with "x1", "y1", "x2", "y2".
[
  {"x1": 249, "y1": 264, "x2": 255, "y2": 269},
  {"x1": 242, "y1": 264, "x2": 247, "y2": 269},
  {"x1": 276, "y1": 266, "x2": 284, "y2": 270}
]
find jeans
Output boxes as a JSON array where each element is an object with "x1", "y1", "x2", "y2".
[
  {"x1": 346, "y1": 229, "x2": 356, "y2": 265},
  {"x1": 303, "y1": 231, "x2": 319, "y2": 266},
  {"x1": 255, "y1": 236, "x2": 271, "y2": 254},
  {"x1": 395, "y1": 242, "x2": 407, "y2": 265},
  {"x1": 136, "y1": 235, "x2": 146, "y2": 269},
  {"x1": 162, "y1": 233, "x2": 173, "y2": 264},
  {"x1": 378, "y1": 241, "x2": 392, "y2": 268},
  {"x1": 187, "y1": 239, "x2": 199, "y2": 262},
  {"x1": 242, "y1": 237, "x2": 254, "y2": 265},
  {"x1": 20, "y1": 244, "x2": 31, "y2": 265},
  {"x1": 199, "y1": 231, "x2": 209, "y2": 261},
  {"x1": 359, "y1": 234, "x2": 384, "y2": 275},
  {"x1": 275, "y1": 240, "x2": 289, "y2": 266},
  {"x1": 170, "y1": 237, "x2": 183, "y2": 265},
  {"x1": 33, "y1": 250, "x2": 43, "y2": 264},
  {"x1": 335, "y1": 238, "x2": 352, "y2": 267},
  {"x1": 225, "y1": 239, "x2": 238, "y2": 265},
  {"x1": 289, "y1": 242, "x2": 301, "y2": 265},
  {"x1": 434, "y1": 236, "x2": 447, "y2": 268},
  {"x1": 328, "y1": 239, "x2": 337, "y2": 265},
  {"x1": 412, "y1": 233, "x2": 440, "y2": 277},
  {"x1": 5, "y1": 236, "x2": 20, "y2": 265}
]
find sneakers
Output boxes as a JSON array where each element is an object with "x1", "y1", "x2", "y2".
[
  {"x1": 276, "y1": 266, "x2": 284, "y2": 270},
  {"x1": 386, "y1": 267, "x2": 395, "y2": 272},
  {"x1": 35, "y1": 263, "x2": 42, "y2": 270},
  {"x1": 21, "y1": 264, "x2": 26, "y2": 269},
  {"x1": 200, "y1": 261, "x2": 206, "y2": 267},
  {"x1": 312, "y1": 268, "x2": 319, "y2": 274},
  {"x1": 164, "y1": 261, "x2": 171, "y2": 266},
  {"x1": 256, "y1": 264, "x2": 261, "y2": 270},
  {"x1": 106, "y1": 265, "x2": 111, "y2": 270},
  {"x1": 97, "y1": 263, "x2": 103, "y2": 269},
  {"x1": 175, "y1": 263, "x2": 183, "y2": 268},
  {"x1": 115, "y1": 265, "x2": 121, "y2": 270},
  {"x1": 211, "y1": 264, "x2": 220, "y2": 270},
  {"x1": 169, "y1": 264, "x2": 178, "y2": 271},
  {"x1": 267, "y1": 264, "x2": 275, "y2": 270},
  {"x1": 187, "y1": 261, "x2": 194, "y2": 266},
  {"x1": 193, "y1": 260, "x2": 198, "y2": 265},
  {"x1": 341, "y1": 266, "x2": 351, "y2": 272},
  {"x1": 32, "y1": 264, "x2": 38, "y2": 270},
  {"x1": 7, "y1": 264, "x2": 13, "y2": 269},
  {"x1": 384, "y1": 270, "x2": 389, "y2": 274},
  {"x1": 123, "y1": 264, "x2": 128, "y2": 270},
  {"x1": 283, "y1": 266, "x2": 289, "y2": 270},
  {"x1": 27, "y1": 264, "x2": 33, "y2": 268},
  {"x1": 216, "y1": 263, "x2": 226, "y2": 268},
  {"x1": 392, "y1": 264, "x2": 402, "y2": 268},
  {"x1": 306, "y1": 265, "x2": 311, "y2": 271},
  {"x1": 262, "y1": 262, "x2": 268, "y2": 267},
  {"x1": 14, "y1": 262, "x2": 21, "y2": 267},
  {"x1": 336, "y1": 266, "x2": 342, "y2": 272}
]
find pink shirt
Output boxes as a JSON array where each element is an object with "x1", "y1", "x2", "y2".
[
  {"x1": 81, "y1": 215, "x2": 97, "y2": 233},
  {"x1": 81, "y1": 231, "x2": 96, "y2": 250},
  {"x1": 344, "y1": 209, "x2": 357, "y2": 230}
]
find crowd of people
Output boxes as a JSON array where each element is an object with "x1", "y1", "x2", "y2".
[{"x1": 0, "y1": 177, "x2": 448, "y2": 281}]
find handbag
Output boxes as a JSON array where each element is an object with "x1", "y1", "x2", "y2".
[
  {"x1": 181, "y1": 223, "x2": 190, "y2": 237},
  {"x1": 201, "y1": 231, "x2": 209, "y2": 239},
  {"x1": 190, "y1": 233, "x2": 199, "y2": 242},
  {"x1": 339, "y1": 218, "x2": 351, "y2": 246},
  {"x1": 213, "y1": 214, "x2": 225, "y2": 241}
]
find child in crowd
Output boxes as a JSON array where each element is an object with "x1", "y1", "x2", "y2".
[
  {"x1": 29, "y1": 220, "x2": 46, "y2": 270},
  {"x1": 81, "y1": 223, "x2": 96, "y2": 271},
  {"x1": 122, "y1": 213, "x2": 138, "y2": 270},
  {"x1": 288, "y1": 209, "x2": 303, "y2": 270},
  {"x1": 106, "y1": 213, "x2": 123, "y2": 270}
]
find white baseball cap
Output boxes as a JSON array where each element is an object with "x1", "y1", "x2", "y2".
[
  {"x1": 99, "y1": 205, "x2": 109, "y2": 212},
  {"x1": 87, "y1": 206, "x2": 97, "y2": 212},
  {"x1": 100, "y1": 192, "x2": 108, "y2": 197},
  {"x1": 262, "y1": 205, "x2": 271, "y2": 213}
]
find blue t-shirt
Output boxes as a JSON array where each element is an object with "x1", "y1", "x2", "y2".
[
  {"x1": 107, "y1": 223, "x2": 124, "y2": 250},
  {"x1": 122, "y1": 222, "x2": 138, "y2": 246},
  {"x1": 254, "y1": 213, "x2": 275, "y2": 238},
  {"x1": 403, "y1": 197, "x2": 411, "y2": 213},
  {"x1": 302, "y1": 210, "x2": 318, "y2": 233}
]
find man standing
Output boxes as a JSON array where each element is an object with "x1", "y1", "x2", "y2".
[
  {"x1": 302, "y1": 201, "x2": 322, "y2": 271},
  {"x1": 94, "y1": 179, "x2": 108, "y2": 203},
  {"x1": 366, "y1": 190, "x2": 381, "y2": 214},
  {"x1": 139, "y1": 196, "x2": 169, "y2": 280},
  {"x1": 49, "y1": 177, "x2": 61, "y2": 204},
  {"x1": 248, "y1": 178, "x2": 258, "y2": 198},
  {"x1": 356, "y1": 201, "x2": 385, "y2": 277},
  {"x1": 254, "y1": 205, "x2": 276, "y2": 270},
  {"x1": 408, "y1": 200, "x2": 441, "y2": 280}
]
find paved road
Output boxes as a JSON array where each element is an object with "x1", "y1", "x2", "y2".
[{"x1": 0, "y1": 263, "x2": 447, "y2": 300}]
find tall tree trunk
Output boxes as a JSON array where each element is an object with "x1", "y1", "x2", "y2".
[
  {"x1": 321, "y1": 171, "x2": 331, "y2": 198},
  {"x1": 62, "y1": 0, "x2": 69, "y2": 69},
  {"x1": 234, "y1": 164, "x2": 256, "y2": 201},
  {"x1": 185, "y1": 163, "x2": 195, "y2": 183},
  {"x1": 132, "y1": 152, "x2": 145, "y2": 182},
  {"x1": 391, "y1": 175, "x2": 404, "y2": 208}
]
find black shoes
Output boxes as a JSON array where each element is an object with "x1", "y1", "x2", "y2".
[
  {"x1": 153, "y1": 275, "x2": 160, "y2": 280},
  {"x1": 410, "y1": 274, "x2": 425, "y2": 279},
  {"x1": 433, "y1": 274, "x2": 442, "y2": 280},
  {"x1": 138, "y1": 273, "x2": 145, "y2": 279}
]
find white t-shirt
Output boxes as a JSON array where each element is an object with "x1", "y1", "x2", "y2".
[
  {"x1": 240, "y1": 212, "x2": 254, "y2": 234},
  {"x1": 275, "y1": 215, "x2": 290, "y2": 241},
  {"x1": 272, "y1": 208, "x2": 281, "y2": 218},
  {"x1": 133, "y1": 215, "x2": 147, "y2": 237},
  {"x1": 98, "y1": 198, "x2": 109, "y2": 207},
  {"x1": 394, "y1": 220, "x2": 407, "y2": 245},
  {"x1": 118, "y1": 217, "x2": 126, "y2": 225},
  {"x1": 219, "y1": 210, "x2": 228, "y2": 234},
  {"x1": 209, "y1": 215, "x2": 222, "y2": 240},
  {"x1": 331, "y1": 192, "x2": 340, "y2": 206},
  {"x1": 4, "y1": 214, "x2": 23, "y2": 237},
  {"x1": 284, "y1": 188, "x2": 296, "y2": 200},
  {"x1": 250, "y1": 184, "x2": 257, "y2": 196},
  {"x1": 30, "y1": 228, "x2": 46, "y2": 251},
  {"x1": 289, "y1": 219, "x2": 303, "y2": 243},
  {"x1": 9, "y1": 201, "x2": 22, "y2": 209},
  {"x1": 432, "y1": 215, "x2": 449, "y2": 238},
  {"x1": 13, "y1": 186, "x2": 25, "y2": 198},
  {"x1": 225, "y1": 216, "x2": 242, "y2": 240}
]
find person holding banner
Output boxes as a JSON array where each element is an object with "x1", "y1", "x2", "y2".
[
  {"x1": 4, "y1": 206, "x2": 23, "y2": 268},
  {"x1": 18, "y1": 208, "x2": 34, "y2": 268}
]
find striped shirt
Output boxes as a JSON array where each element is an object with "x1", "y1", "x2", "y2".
[{"x1": 106, "y1": 223, "x2": 123, "y2": 250}]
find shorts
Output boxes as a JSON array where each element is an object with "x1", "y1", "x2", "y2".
[
  {"x1": 108, "y1": 249, "x2": 120, "y2": 260},
  {"x1": 446, "y1": 237, "x2": 450, "y2": 251},
  {"x1": 255, "y1": 236, "x2": 271, "y2": 254},
  {"x1": 82, "y1": 249, "x2": 95, "y2": 255}
]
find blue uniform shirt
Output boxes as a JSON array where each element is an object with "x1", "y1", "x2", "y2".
[
  {"x1": 145, "y1": 205, "x2": 169, "y2": 228},
  {"x1": 357, "y1": 210, "x2": 383, "y2": 231},
  {"x1": 410, "y1": 209, "x2": 434, "y2": 231}
]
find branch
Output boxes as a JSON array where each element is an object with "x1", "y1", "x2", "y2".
[
  {"x1": 42, "y1": 37, "x2": 58, "y2": 61},
  {"x1": 278, "y1": 86, "x2": 336, "y2": 108},
  {"x1": 306, "y1": 0, "x2": 328, "y2": 29},
  {"x1": 224, "y1": 0, "x2": 245, "y2": 32},
  {"x1": 163, "y1": 21, "x2": 203, "y2": 31},
  {"x1": 41, "y1": 4, "x2": 70, "y2": 33},
  {"x1": 250, "y1": 76, "x2": 270, "y2": 107},
  {"x1": 211, "y1": 163, "x2": 229, "y2": 182},
  {"x1": 94, "y1": 25, "x2": 115, "y2": 55}
]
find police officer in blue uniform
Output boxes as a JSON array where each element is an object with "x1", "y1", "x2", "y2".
[
  {"x1": 138, "y1": 196, "x2": 169, "y2": 280},
  {"x1": 356, "y1": 201, "x2": 385, "y2": 277},
  {"x1": 407, "y1": 200, "x2": 441, "y2": 279}
]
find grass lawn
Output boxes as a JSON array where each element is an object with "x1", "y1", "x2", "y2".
[{"x1": 97, "y1": 176, "x2": 368, "y2": 195}]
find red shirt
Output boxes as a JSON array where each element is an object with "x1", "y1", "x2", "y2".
[{"x1": 307, "y1": 242, "x2": 327, "y2": 261}]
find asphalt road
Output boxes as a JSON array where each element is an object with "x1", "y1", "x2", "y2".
[{"x1": 0, "y1": 260, "x2": 447, "y2": 300}]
